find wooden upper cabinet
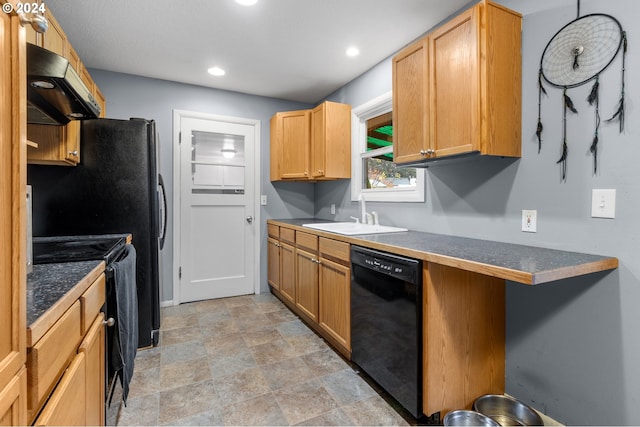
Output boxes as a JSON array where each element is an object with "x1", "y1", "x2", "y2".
[
  {"x1": 26, "y1": 6, "x2": 106, "y2": 166},
  {"x1": 393, "y1": 0, "x2": 521, "y2": 165},
  {"x1": 272, "y1": 110, "x2": 311, "y2": 180},
  {"x1": 270, "y1": 101, "x2": 351, "y2": 182},
  {"x1": 310, "y1": 101, "x2": 351, "y2": 180},
  {"x1": 0, "y1": 3, "x2": 27, "y2": 424},
  {"x1": 41, "y1": 9, "x2": 65, "y2": 57},
  {"x1": 392, "y1": 38, "x2": 430, "y2": 165}
]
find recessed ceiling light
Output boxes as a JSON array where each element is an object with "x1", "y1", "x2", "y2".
[
  {"x1": 346, "y1": 47, "x2": 360, "y2": 57},
  {"x1": 208, "y1": 66, "x2": 225, "y2": 77},
  {"x1": 235, "y1": 0, "x2": 258, "y2": 5}
]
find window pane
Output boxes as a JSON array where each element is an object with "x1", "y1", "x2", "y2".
[
  {"x1": 364, "y1": 157, "x2": 417, "y2": 189},
  {"x1": 364, "y1": 113, "x2": 417, "y2": 190}
]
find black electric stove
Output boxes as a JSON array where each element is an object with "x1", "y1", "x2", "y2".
[{"x1": 33, "y1": 234, "x2": 128, "y2": 265}]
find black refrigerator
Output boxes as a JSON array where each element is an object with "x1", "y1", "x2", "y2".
[{"x1": 28, "y1": 118, "x2": 165, "y2": 348}]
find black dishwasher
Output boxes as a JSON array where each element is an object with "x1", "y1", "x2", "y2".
[{"x1": 351, "y1": 245, "x2": 423, "y2": 420}]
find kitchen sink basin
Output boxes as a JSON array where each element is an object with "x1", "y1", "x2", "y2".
[{"x1": 302, "y1": 222, "x2": 408, "y2": 235}]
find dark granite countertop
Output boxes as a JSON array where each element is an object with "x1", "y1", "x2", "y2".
[
  {"x1": 27, "y1": 260, "x2": 103, "y2": 326},
  {"x1": 269, "y1": 218, "x2": 618, "y2": 285}
]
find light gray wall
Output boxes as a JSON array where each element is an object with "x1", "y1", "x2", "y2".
[
  {"x1": 88, "y1": 70, "x2": 314, "y2": 301},
  {"x1": 316, "y1": 0, "x2": 639, "y2": 424}
]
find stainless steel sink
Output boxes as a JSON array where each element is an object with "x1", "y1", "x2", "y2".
[{"x1": 302, "y1": 222, "x2": 408, "y2": 235}]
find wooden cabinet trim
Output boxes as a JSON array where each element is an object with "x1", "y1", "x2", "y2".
[
  {"x1": 267, "y1": 224, "x2": 280, "y2": 239},
  {"x1": 0, "y1": 367, "x2": 27, "y2": 426}
]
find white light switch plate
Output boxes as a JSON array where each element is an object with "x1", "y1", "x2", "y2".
[
  {"x1": 260, "y1": 195, "x2": 267, "y2": 206},
  {"x1": 522, "y1": 209, "x2": 537, "y2": 233},
  {"x1": 591, "y1": 189, "x2": 616, "y2": 218}
]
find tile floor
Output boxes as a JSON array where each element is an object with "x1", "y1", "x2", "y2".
[{"x1": 115, "y1": 292, "x2": 411, "y2": 426}]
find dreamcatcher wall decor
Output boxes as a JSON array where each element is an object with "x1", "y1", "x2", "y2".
[{"x1": 536, "y1": 0, "x2": 627, "y2": 180}]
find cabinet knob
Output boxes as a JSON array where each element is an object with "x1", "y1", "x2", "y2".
[
  {"x1": 420, "y1": 149, "x2": 427, "y2": 156},
  {"x1": 68, "y1": 150, "x2": 78, "y2": 157},
  {"x1": 18, "y1": 12, "x2": 48, "y2": 33},
  {"x1": 103, "y1": 317, "x2": 115, "y2": 327}
]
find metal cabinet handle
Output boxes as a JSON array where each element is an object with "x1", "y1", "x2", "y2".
[
  {"x1": 419, "y1": 149, "x2": 427, "y2": 155},
  {"x1": 68, "y1": 150, "x2": 78, "y2": 156},
  {"x1": 18, "y1": 12, "x2": 48, "y2": 33},
  {"x1": 103, "y1": 317, "x2": 115, "y2": 327}
]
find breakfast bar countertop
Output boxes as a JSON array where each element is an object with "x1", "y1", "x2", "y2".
[{"x1": 268, "y1": 218, "x2": 618, "y2": 285}]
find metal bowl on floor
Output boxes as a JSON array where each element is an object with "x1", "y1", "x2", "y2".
[
  {"x1": 473, "y1": 394, "x2": 544, "y2": 426},
  {"x1": 443, "y1": 410, "x2": 501, "y2": 426}
]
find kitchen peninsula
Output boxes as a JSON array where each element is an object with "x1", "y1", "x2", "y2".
[{"x1": 267, "y1": 218, "x2": 618, "y2": 418}]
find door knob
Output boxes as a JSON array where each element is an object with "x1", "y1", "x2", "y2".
[{"x1": 246, "y1": 216, "x2": 253, "y2": 223}]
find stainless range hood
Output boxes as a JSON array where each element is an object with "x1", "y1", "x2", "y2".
[{"x1": 27, "y1": 43, "x2": 101, "y2": 125}]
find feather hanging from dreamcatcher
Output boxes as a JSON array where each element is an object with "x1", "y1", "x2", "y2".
[{"x1": 537, "y1": 1, "x2": 626, "y2": 181}]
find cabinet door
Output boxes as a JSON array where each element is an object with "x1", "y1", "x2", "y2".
[
  {"x1": 429, "y1": 6, "x2": 479, "y2": 157},
  {"x1": 311, "y1": 101, "x2": 351, "y2": 180},
  {"x1": 279, "y1": 242, "x2": 296, "y2": 304},
  {"x1": 0, "y1": 2, "x2": 27, "y2": 402},
  {"x1": 295, "y1": 249, "x2": 319, "y2": 322},
  {"x1": 34, "y1": 352, "x2": 86, "y2": 426},
  {"x1": 318, "y1": 257, "x2": 351, "y2": 351},
  {"x1": 393, "y1": 38, "x2": 430, "y2": 164},
  {"x1": 279, "y1": 110, "x2": 310, "y2": 179},
  {"x1": 0, "y1": 368, "x2": 27, "y2": 426},
  {"x1": 41, "y1": 9, "x2": 66, "y2": 56},
  {"x1": 267, "y1": 237, "x2": 281, "y2": 290},
  {"x1": 78, "y1": 313, "x2": 105, "y2": 427}
]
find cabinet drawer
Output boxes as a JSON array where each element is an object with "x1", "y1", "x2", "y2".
[
  {"x1": 296, "y1": 231, "x2": 318, "y2": 253},
  {"x1": 319, "y1": 238, "x2": 350, "y2": 264},
  {"x1": 80, "y1": 273, "x2": 105, "y2": 335},
  {"x1": 280, "y1": 227, "x2": 295, "y2": 245},
  {"x1": 33, "y1": 352, "x2": 86, "y2": 426},
  {"x1": 268, "y1": 224, "x2": 279, "y2": 239},
  {"x1": 27, "y1": 300, "x2": 83, "y2": 421}
]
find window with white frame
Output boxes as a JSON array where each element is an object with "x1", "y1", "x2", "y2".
[{"x1": 350, "y1": 91, "x2": 425, "y2": 202}]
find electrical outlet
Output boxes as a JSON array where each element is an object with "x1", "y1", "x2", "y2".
[
  {"x1": 522, "y1": 209, "x2": 537, "y2": 233},
  {"x1": 591, "y1": 189, "x2": 616, "y2": 219},
  {"x1": 330, "y1": 204, "x2": 336, "y2": 215}
]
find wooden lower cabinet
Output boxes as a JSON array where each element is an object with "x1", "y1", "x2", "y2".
[
  {"x1": 267, "y1": 225, "x2": 351, "y2": 357},
  {"x1": 295, "y1": 248, "x2": 319, "y2": 322},
  {"x1": 34, "y1": 353, "x2": 86, "y2": 426},
  {"x1": 279, "y1": 242, "x2": 296, "y2": 305},
  {"x1": 423, "y1": 263, "x2": 505, "y2": 417},
  {"x1": 318, "y1": 256, "x2": 351, "y2": 353},
  {"x1": 27, "y1": 272, "x2": 106, "y2": 425},
  {"x1": 0, "y1": 367, "x2": 27, "y2": 426},
  {"x1": 267, "y1": 237, "x2": 281, "y2": 290},
  {"x1": 79, "y1": 313, "x2": 105, "y2": 427}
]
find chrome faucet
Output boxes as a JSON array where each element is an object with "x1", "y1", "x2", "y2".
[{"x1": 359, "y1": 194, "x2": 371, "y2": 224}]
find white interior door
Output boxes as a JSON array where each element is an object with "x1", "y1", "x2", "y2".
[{"x1": 177, "y1": 115, "x2": 257, "y2": 303}]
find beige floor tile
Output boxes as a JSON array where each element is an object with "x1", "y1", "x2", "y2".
[
  {"x1": 213, "y1": 366, "x2": 272, "y2": 407},
  {"x1": 228, "y1": 302, "x2": 260, "y2": 318},
  {"x1": 261, "y1": 357, "x2": 316, "y2": 390},
  {"x1": 160, "y1": 340, "x2": 208, "y2": 365},
  {"x1": 320, "y1": 368, "x2": 378, "y2": 406},
  {"x1": 160, "y1": 312, "x2": 199, "y2": 331},
  {"x1": 160, "y1": 325, "x2": 203, "y2": 346},
  {"x1": 301, "y1": 348, "x2": 350, "y2": 377},
  {"x1": 266, "y1": 308, "x2": 299, "y2": 324},
  {"x1": 342, "y1": 395, "x2": 410, "y2": 426},
  {"x1": 209, "y1": 347, "x2": 257, "y2": 378},
  {"x1": 273, "y1": 378, "x2": 340, "y2": 425},
  {"x1": 160, "y1": 356, "x2": 212, "y2": 391},
  {"x1": 133, "y1": 346, "x2": 161, "y2": 372},
  {"x1": 127, "y1": 366, "x2": 160, "y2": 399},
  {"x1": 160, "y1": 408, "x2": 225, "y2": 426},
  {"x1": 250, "y1": 337, "x2": 299, "y2": 365},
  {"x1": 158, "y1": 379, "x2": 220, "y2": 425},
  {"x1": 222, "y1": 393, "x2": 289, "y2": 426},
  {"x1": 203, "y1": 333, "x2": 248, "y2": 357},
  {"x1": 116, "y1": 392, "x2": 159, "y2": 426},
  {"x1": 295, "y1": 407, "x2": 355, "y2": 426},
  {"x1": 242, "y1": 326, "x2": 282, "y2": 347}
]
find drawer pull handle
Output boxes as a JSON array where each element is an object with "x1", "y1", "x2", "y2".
[{"x1": 103, "y1": 317, "x2": 115, "y2": 327}]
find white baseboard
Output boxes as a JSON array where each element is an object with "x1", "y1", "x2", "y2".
[{"x1": 160, "y1": 299, "x2": 174, "y2": 308}]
